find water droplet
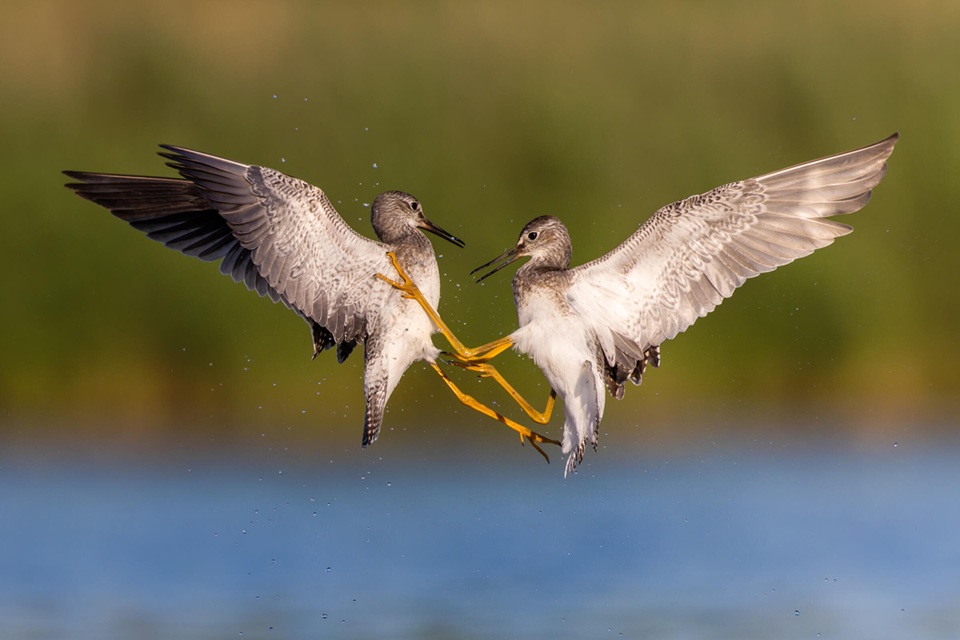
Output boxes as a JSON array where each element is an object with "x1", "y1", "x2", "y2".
[
  {"x1": 325, "y1": 566, "x2": 332, "y2": 573},
  {"x1": 372, "y1": 163, "x2": 378, "y2": 169},
  {"x1": 794, "y1": 610, "x2": 800, "y2": 616}
]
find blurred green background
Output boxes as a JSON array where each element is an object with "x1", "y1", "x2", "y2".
[{"x1": 2, "y1": 0, "x2": 957, "y2": 458}]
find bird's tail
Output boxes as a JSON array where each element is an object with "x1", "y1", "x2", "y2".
[
  {"x1": 362, "y1": 380, "x2": 388, "y2": 448},
  {"x1": 361, "y1": 348, "x2": 396, "y2": 448},
  {"x1": 563, "y1": 361, "x2": 603, "y2": 477}
]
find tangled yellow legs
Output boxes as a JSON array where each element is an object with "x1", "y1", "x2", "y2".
[{"x1": 376, "y1": 252, "x2": 558, "y2": 459}]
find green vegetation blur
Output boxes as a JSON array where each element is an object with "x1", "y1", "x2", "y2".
[{"x1": 2, "y1": 1, "x2": 957, "y2": 452}]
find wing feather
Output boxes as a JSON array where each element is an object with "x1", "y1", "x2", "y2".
[
  {"x1": 157, "y1": 146, "x2": 390, "y2": 345},
  {"x1": 567, "y1": 133, "x2": 898, "y2": 364},
  {"x1": 65, "y1": 145, "x2": 394, "y2": 347}
]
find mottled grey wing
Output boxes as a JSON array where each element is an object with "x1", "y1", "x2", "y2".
[
  {"x1": 63, "y1": 171, "x2": 350, "y2": 359},
  {"x1": 65, "y1": 146, "x2": 393, "y2": 348},
  {"x1": 566, "y1": 133, "x2": 899, "y2": 367},
  {"x1": 158, "y1": 146, "x2": 392, "y2": 346}
]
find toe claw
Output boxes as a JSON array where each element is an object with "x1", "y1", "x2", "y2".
[
  {"x1": 528, "y1": 436, "x2": 550, "y2": 463},
  {"x1": 516, "y1": 428, "x2": 559, "y2": 464}
]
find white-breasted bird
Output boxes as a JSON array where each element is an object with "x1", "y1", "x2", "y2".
[
  {"x1": 65, "y1": 146, "x2": 556, "y2": 454},
  {"x1": 383, "y1": 133, "x2": 899, "y2": 475}
]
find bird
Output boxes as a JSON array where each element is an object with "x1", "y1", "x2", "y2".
[
  {"x1": 381, "y1": 133, "x2": 899, "y2": 475},
  {"x1": 63, "y1": 146, "x2": 557, "y2": 455}
]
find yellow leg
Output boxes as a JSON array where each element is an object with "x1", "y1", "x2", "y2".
[
  {"x1": 377, "y1": 250, "x2": 556, "y2": 426},
  {"x1": 448, "y1": 360, "x2": 557, "y2": 425},
  {"x1": 376, "y1": 252, "x2": 513, "y2": 360},
  {"x1": 429, "y1": 363, "x2": 560, "y2": 462}
]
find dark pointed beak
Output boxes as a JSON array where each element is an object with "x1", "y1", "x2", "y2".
[
  {"x1": 471, "y1": 246, "x2": 522, "y2": 282},
  {"x1": 419, "y1": 218, "x2": 465, "y2": 248}
]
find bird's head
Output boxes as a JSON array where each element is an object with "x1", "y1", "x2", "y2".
[
  {"x1": 473, "y1": 215, "x2": 572, "y2": 282},
  {"x1": 371, "y1": 191, "x2": 464, "y2": 248}
]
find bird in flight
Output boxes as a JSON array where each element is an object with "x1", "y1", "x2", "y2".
[
  {"x1": 380, "y1": 133, "x2": 899, "y2": 475},
  {"x1": 64, "y1": 147, "x2": 557, "y2": 456}
]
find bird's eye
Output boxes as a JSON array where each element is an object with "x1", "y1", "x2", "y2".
[
  {"x1": 527, "y1": 231, "x2": 538, "y2": 241},
  {"x1": 410, "y1": 201, "x2": 420, "y2": 212}
]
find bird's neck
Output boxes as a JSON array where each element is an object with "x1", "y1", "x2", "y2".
[
  {"x1": 513, "y1": 259, "x2": 568, "y2": 295},
  {"x1": 516, "y1": 254, "x2": 569, "y2": 277},
  {"x1": 390, "y1": 229, "x2": 432, "y2": 256}
]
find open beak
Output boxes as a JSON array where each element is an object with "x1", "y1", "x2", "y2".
[
  {"x1": 471, "y1": 245, "x2": 523, "y2": 282},
  {"x1": 419, "y1": 218, "x2": 466, "y2": 249}
]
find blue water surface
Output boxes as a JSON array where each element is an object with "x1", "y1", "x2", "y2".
[{"x1": 2, "y1": 437, "x2": 958, "y2": 639}]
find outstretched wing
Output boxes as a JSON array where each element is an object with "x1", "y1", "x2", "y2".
[
  {"x1": 566, "y1": 133, "x2": 899, "y2": 387},
  {"x1": 64, "y1": 146, "x2": 393, "y2": 350}
]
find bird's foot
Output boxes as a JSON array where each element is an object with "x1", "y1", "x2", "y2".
[
  {"x1": 429, "y1": 363, "x2": 559, "y2": 463},
  {"x1": 523, "y1": 429, "x2": 562, "y2": 464},
  {"x1": 502, "y1": 419, "x2": 562, "y2": 463},
  {"x1": 375, "y1": 251, "x2": 422, "y2": 301}
]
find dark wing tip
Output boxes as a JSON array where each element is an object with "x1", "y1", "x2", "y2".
[
  {"x1": 875, "y1": 131, "x2": 900, "y2": 156},
  {"x1": 157, "y1": 144, "x2": 249, "y2": 171},
  {"x1": 63, "y1": 170, "x2": 109, "y2": 190}
]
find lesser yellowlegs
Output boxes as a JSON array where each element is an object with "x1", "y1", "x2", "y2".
[
  {"x1": 383, "y1": 133, "x2": 899, "y2": 475},
  {"x1": 65, "y1": 146, "x2": 557, "y2": 456}
]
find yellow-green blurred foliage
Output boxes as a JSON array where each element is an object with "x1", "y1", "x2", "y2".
[{"x1": 2, "y1": 1, "x2": 957, "y2": 450}]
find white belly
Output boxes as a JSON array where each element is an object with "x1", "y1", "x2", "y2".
[
  {"x1": 372, "y1": 255, "x2": 443, "y2": 396},
  {"x1": 511, "y1": 311, "x2": 594, "y2": 398}
]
